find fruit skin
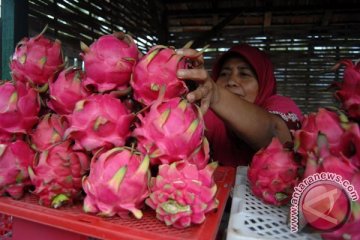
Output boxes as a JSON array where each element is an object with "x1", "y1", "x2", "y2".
[
  {"x1": 10, "y1": 29, "x2": 64, "y2": 86},
  {"x1": 0, "y1": 81, "x2": 40, "y2": 135},
  {"x1": 145, "y1": 161, "x2": 219, "y2": 228},
  {"x1": 80, "y1": 32, "x2": 139, "y2": 93},
  {"x1": 133, "y1": 97, "x2": 209, "y2": 169},
  {"x1": 47, "y1": 67, "x2": 90, "y2": 115},
  {"x1": 293, "y1": 108, "x2": 360, "y2": 177},
  {"x1": 332, "y1": 59, "x2": 360, "y2": 121},
  {"x1": 0, "y1": 140, "x2": 36, "y2": 199},
  {"x1": 248, "y1": 137, "x2": 300, "y2": 206},
  {"x1": 64, "y1": 94, "x2": 134, "y2": 152},
  {"x1": 293, "y1": 108, "x2": 344, "y2": 160},
  {"x1": 28, "y1": 140, "x2": 90, "y2": 208},
  {"x1": 321, "y1": 172, "x2": 360, "y2": 240},
  {"x1": 130, "y1": 45, "x2": 188, "y2": 106},
  {"x1": 82, "y1": 147, "x2": 150, "y2": 219},
  {"x1": 292, "y1": 107, "x2": 360, "y2": 235},
  {"x1": 30, "y1": 113, "x2": 69, "y2": 152}
]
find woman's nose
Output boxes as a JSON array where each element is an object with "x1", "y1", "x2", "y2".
[{"x1": 226, "y1": 78, "x2": 239, "y2": 87}]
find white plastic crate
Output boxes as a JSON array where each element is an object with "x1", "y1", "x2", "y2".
[{"x1": 226, "y1": 166, "x2": 322, "y2": 240}]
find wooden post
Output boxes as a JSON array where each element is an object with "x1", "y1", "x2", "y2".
[{"x1": 1, "y1": 0, "x2": 28, "y2": 80}]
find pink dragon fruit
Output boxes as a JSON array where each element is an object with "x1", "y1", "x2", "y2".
[
  {"x1": 10, "y1": 27, "x2": 64, "y2": 86},
  {"x1": 294, "y1": 108, "x2": 360, "y2": 171},
  {"x1": 338, "y1": 122, "x2": 360, "y2": 168},
  {"x1": 64, "y1": 94, "x2": 134, "y2": 152},
  {"x1": 28, "y1": 140, "x2": 90, "y2": 208},
  {"x1": 0, "y1": 140, "x2": 35, "y2": 199},
  {"x1": 292, "y1": 108, "x2": 360, "y2": 234},
  {"x1": 321, "y1": 172, "x2": 360, "y2": 240},
  {"x1": 293, "y1": 108, "x2": 345, "y2": 159},
  {"x1": 130, "y1": 45, "x2": 189, "y2": 106},
  {"x1": 145, "y1": 161, "x2": 218, "y2": 228},
  {"x1": 332, "y1": 59, "x2": 360, "y2": 121},
  {"x1": 321, "y1": 218, "x2": 360, "y2": 240},
  {"x1": 302, "y1": 134, "x2": 358, "y2": 182},
  {"x1": 248, "y1": 137, "x2": 300, "y2": 206},
  {"x1": 30, "y1": 113, "x2": 69, "y2": 151},
  {"x1": 82, "y1": 147, "x2": 150, "y2": 219},
  {"x1": 0, "y1": 81, "x2": 40, "y2": 134},
  {"x1": 47, "y1": 67, "x2": 90, "y2": 114},
  {"x1": 80, "y1": 32, "x2": 139, "y2": 93},
  {"x1": 0, "y1": 129, "x2": 14, "y2": 143},
  {"x1": 133, "y1": 97, "x2": 209, "y2": 169}
]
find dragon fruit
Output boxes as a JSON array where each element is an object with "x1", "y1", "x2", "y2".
[
  {"x1": 80, "y1": 32, "x2": 139, "y2": 93},
  {"x1": 331, "y1": 59, "x2": 360, "y2": 121},
  {"x1": 0, "y1": 129, "x2": 15, "y2": 143},
  {"x1": 0, "y1": 81, "x2": 40, "y2": 134},
  {"x1": 294, "y1": 108, "x2": 360, "y2": 172},
  {"x1": 0, "y1": 140, "x2": 35, "y2": 199},
  {"x1": 145, "y1": 161, "x2": 218, "y2": 228},
  {"x1": 321, "y1": 172, "x2": 360, "y2": 240},
  {"x1": 64, "y1": 94, "x2": 134, "y2": 152},
  {"x1": 10, "y1": 27, "x2": 64, "y2": 86},
  {"x1": 82, "y1": 147, "x2": 150, "y2": 219},
  {"x1": 30, "y1": 113, "x2": 69, "y2": 151},
  {"x1": 338, "y1": 122, "x2": 360, "y2": 168},
  {"x1": 130, "y1": 45, "x2": 188, "y2": 106},
  {"x1": 248, "y1": 137, "x2": 300, "y2": 206},
  {"x1": 28, "y1": 140, "x2": 90, "y2": 208},
  {"x1": 292, "y1": 107, "x2": 360, "y2": 234},
  {"x1": 293, "y1": 108, "x2": 345, "y2": 159},
  {"x1": 133, "y1": 97, "x2": 209, "y2": 168},
  {"x1": 302, "y1": 134, "x2": 358, "y2": 182},
  {"x1": 47, "y1": 67, "x2": 90, "y2": 114}
]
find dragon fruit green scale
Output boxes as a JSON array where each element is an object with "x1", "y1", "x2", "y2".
[{"x1": 82, "y1": 147, "x2": 150, "y2": 219}]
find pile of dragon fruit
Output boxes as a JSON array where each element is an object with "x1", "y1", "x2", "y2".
[
  {"x1": 248, "y1": 60, "x2": 360, "y2": 239},
  {"x1": 1, "y1": 27, "x2": 360, "y2": 237},
  {"x1": 0, "y1": 28, "x2": 218, "y2": 229}
]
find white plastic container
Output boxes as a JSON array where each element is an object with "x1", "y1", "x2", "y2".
[{"x1": 226, "y1": 166, "x2": 321, "y2": 240}]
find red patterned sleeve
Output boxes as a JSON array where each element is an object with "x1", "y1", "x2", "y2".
[
  {"x1": 268, "y1": 110, "x2": 302, "y2": 130},
  {"x1": 262, "y1": 95, "x2": 303, "y2": 131}
]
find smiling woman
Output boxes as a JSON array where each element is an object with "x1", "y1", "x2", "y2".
[
  {"x1": 176, "y1": 44, "x2": 303, "y2": 167},
  {"x1": 216, "y1": 56, "x2": 259, "y2": 103}
]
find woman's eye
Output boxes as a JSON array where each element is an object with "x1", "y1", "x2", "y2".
[
  {"x1": 239, "y1": 72, "x2": 249, "y2": 76},
  {"x1": 219, "y1": 71, "x2": 229, "y2": 76}
]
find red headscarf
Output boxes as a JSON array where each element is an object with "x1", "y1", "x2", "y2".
[{"x1": 211, "y1": 44, "x2": 276, "y2": 107}]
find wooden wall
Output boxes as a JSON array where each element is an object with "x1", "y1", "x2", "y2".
[
  {"x1": 10, "y1": 0, "x2": 360, "y2": 114},
  {"x1": 27, "y1": 0, "x2": 162, "y2": 66}
]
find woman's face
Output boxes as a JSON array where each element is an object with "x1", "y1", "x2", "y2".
[{"x1": 216, "y1": 57, "x2": 259, "y2": 103}]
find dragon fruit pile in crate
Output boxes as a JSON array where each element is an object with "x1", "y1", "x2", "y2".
[
  {"x1": 0, "y1": 27, "x2": 218, "y2": 229},
  {"x1": 247, "y1": 60, "x2": 360, "y2": 239}
]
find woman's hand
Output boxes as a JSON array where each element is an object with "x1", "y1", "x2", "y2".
[{"x1": 176, "y1": 48, "x2": 218, "y2": 114}]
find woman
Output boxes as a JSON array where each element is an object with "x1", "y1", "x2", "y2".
[{"x1": 176, "y1": 44, "x2": 303, "y2": 167}]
